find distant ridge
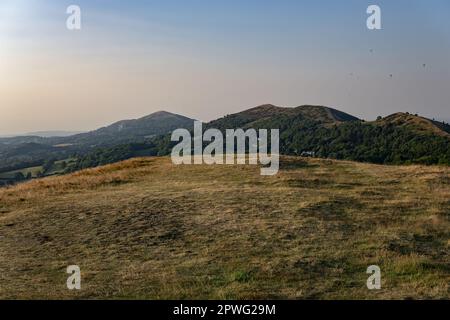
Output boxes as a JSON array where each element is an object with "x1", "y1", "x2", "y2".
[
  {"x1": 57, "y1": 110, "x2": 196, "y2": 147},
  {"x1": 0, "y1": 110, "x2": 197, "y2": 175},
  {"x1": 0, "y1": 104, "x2": 449, "y2": 180},
  {"x1": 0, "y1": 131, "x2": 84, "y2": 138},
  {"x1": 78, "y1": 110, "x2": 195, "y2": 136},
  {"x1": 25, "y1": 131, "x2": 85, "y2": 138}
]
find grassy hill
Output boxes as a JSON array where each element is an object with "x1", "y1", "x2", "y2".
[
  {"x1": 208, "y1": 104, "x2": 359, "y2": 130},
  {"x1": 204, "y1": 105, "x2": 450, "y2": 165},
  {"x1": 2, "y1": 106, "x2": 450, "y2": 187},
  {"x1": 63, "y1": 110, "x2": 196, "y2": 146},
  {"x1": 0, "y1": 111, "x2": 196, "y2": 182},
  {"x1": 0, "y1": 156, "x2": 448, "y2": 299},
  {"x1": 378, "y1": 113, "x2": 450, "y2": 138}
]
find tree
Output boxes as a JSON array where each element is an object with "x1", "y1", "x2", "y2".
[
  {"x1": 42, "y1": 158, "x2": 56, "y2": 173},
  {"x1": 14, "y1": 172, "x2": 25, "y2": 181}
]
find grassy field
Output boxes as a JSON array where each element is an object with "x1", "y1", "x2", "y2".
[
  {"x1": 0, "y1": 156, "x2": 448, "y2": 299},
  {"x1": 0, "y1": 158, "x2": 75, "y2": 180},
  {"x1": 0, "y1": 166, "x2": 43, "y2": 179}
]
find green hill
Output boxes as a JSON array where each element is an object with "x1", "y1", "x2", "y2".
[
  {"x1": 1, "y1": 105, "x2": 449, "y2": 184},
  {"x1": 0, "y1": 111, "x2": 196, "y2": 181},
  {"x1": 205, "y1": 105, "x2": 450, "y2": 165},
  {"x1": 378, "y1": 112, "x2": 450, "y2": 137},
  {"x1": 207, "y1": 104, "x2": 359, "y2": 129}
]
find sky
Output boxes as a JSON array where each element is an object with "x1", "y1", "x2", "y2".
[{"x1": 0, "y1": 0, "x2": 449, "y2": 135}]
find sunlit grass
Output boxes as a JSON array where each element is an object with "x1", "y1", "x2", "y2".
[{"x1": 0, "y1": 156, "x2": 448, "y2": 299}]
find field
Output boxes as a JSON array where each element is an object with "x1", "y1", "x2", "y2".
[
  {"x1": 0, "y1": 158, "x2": 75, "y2": 181},
  {"x1": 0, "y1": 166, "x2": 43, "y2": 179},
  {"x1": 0, "y1": 156, "x2": 448, "y2": 299}
]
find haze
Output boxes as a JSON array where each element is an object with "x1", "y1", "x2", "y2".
[{"x1": 1, "y1": 0, "x2": 449, "y2": 135}]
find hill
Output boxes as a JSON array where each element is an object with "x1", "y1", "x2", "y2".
[
  {"x1": 378, "y1": 113, "x2": 450, "y2": 137},
  {"x1": 0, "y1": 111, "x2": 195, "y2": 148},
  {"x1": 0, "y1": 156, "x2": 448, "y2": 299},
  {"x1": 61, "y1": 111, "x2": 195, "y2": 147},
  {"x1": 275, "y1": 112, "x2": 450, "y2": 165},
  {"x1": 204, "y1": 105, "x2": 450, "y2": 165},
  {"x1": 24, "y1": 131, "x2": 85, "y2": 138},
  {"x1": 0, "y1": 111, "x2": 196, "y2": 182},
  {"x1": 1, "y1": 105, "x2": 449, "y2": 185},
  {"x1": 207, "y1": 104, "x2": 359, "y2": 129}
]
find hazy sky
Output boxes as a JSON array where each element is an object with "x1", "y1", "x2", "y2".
[{"x1": 1, "y1": 0, "x2": 449, "y2": 135}]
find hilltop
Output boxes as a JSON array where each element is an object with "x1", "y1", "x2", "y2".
[
  {"x1": 207, "y1": 104, "x2": 359, "y2": 129},
  {"x1": 0, "y1": 156, "x2": 448, "y2": 299},
  {"x1": 0, "y1": 111, "x2": 196, "y2": 183},
  {"x1": 378, "y1": 112, "x2": 450, "y2": 137},
  {"x1": 70, "y1": 111, "x2": 195, "y2": 142}
]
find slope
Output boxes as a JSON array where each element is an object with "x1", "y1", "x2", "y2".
[{"x1": 0, "y1": 156, "x2": 448, "y2": 299}]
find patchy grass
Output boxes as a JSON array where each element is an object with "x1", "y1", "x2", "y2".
[{"x1": 0, "y1": 156, "x2": 448, "y2": 299}]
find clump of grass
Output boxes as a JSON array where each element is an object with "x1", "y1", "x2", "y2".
[{"x1": 230, "y1": 270, "x2": 253, "y2": 283}]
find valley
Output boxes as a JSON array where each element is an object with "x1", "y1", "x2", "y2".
[{"x1": 1, "y1": 105, "x2": 450, "y2": 187}]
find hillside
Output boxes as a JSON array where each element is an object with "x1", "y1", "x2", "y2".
[
  {"x1": 24, "y1": 131, "x2": 85, "y2": 138},
  {"x1": 1, "y1": 105, "x2": 449, "y2": 186},
  {"x1": 0, "y1": 111, "x2": 196, "y2": 181},
  {"x1": 0, "y1": 111, "x2": 194, "y2": 147},
  {"x1": 207, "y1": 104, "x2": 359, "y2": 129},
  {"x1": 205, "y1": 105, "x2": 450, "y2": 165},
  {"x1": 0, "y1": 156, "x2": 448, "y2": 299},
  {"x1": 48, "y1": 111, "x2": 196, "y2": 148},
  {"x1": 378, "y1": 113, "x2": 450, "y2": 137}
]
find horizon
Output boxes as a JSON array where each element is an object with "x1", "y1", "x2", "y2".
[
  {"x1": 1, "y1": 0, "x2": 450, "y2": 135},
  {"x1": 1, "y1": 104, "x2": 450, "y2": 137},
  {"x1": 1, "y1": 104, "x2": 449, "y2": 137}
]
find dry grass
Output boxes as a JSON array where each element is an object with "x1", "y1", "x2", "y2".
[
  {"x1": 379, "y1": 112, "x2": 450, "y2": 137},
  {"x1": 0, "y1": 156, "x2": 448, "y2": 299}
]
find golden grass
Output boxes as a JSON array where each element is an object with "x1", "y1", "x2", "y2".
[
  {"x1": 0, "y1": 156, "x2": 448, "y2": 299},
  {"x1": 379, "y1": 112, "x2": 450, "y2": 137}
]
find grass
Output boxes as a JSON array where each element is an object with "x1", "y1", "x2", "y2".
[
  {"x1": 0, "y1": 166, "x2": 43, "y2": 179},
  {"x1": 0, "y1": 158, "x2": 76, "y2": 180},
  {"x1": 379, "y1": 112, "x2": 450, "y2": 137},
  {"x1": 0, "y1": 156, "x2": 448, "y2": 299}
]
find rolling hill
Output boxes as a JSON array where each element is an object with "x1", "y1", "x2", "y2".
[
  {"x1": 0, "y1": 156, "x2": 448, "y2": 299},
  {"x1": 60, "y1": 111, "x2": 196, "y2": 147},
  {"x1": 378, "y1": 112, "x2": 450, "y2": 137},
  {"x1": 0, "y1": 111, "x2": 196, "y2": 180},
  {"x1": 1, "y1": 105, "x2": 449, "y2": 185},
  {"x1": 207, "y1": 104, "x2": 359, "y2": 130},
  {"x1": 0, "y1": 111, "x2": 195, "y2": 148},
  {"x1": 24, "y1": 131, "x2": 85, "y2": 138},
  {"x1": 204, "y1": 104, "x2": 450, "y2": 165}
]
